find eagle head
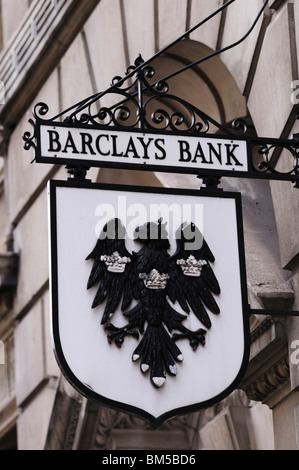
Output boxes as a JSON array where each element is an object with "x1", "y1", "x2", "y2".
[
  {"x1": 99, "y1": 218, "x2": 126, "y2": 240},
  {"x1": 175, "y1": 222, "x2": 204, "y2": 251},
  {"x1": 134, "y1": 218, "x2": 170, "y2": 248}
]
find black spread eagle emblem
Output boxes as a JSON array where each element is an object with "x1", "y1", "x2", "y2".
[{"x1": 86, "y1": 218, "x2": 220, "y2": 388}]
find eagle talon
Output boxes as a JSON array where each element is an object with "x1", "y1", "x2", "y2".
[
  {"x1": 173, "y1": 328, "x2": 207, "y2": 349},
  {"x1": 105, "y1": 323, "x2": 139, "y2": 345}
]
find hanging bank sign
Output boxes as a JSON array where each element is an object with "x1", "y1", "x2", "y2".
[
  {"x1": 22, "y1": 56, "x2": 299, "y2": 426},
  {"x1": 48, "y1": 180, "x2": 250, "y2": 426},
  {"x1": 36, "y1": 122, "x2": 248, "y2": 175}
]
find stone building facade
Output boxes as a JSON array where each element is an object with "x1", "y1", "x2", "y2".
[{"x1": 0, "y1": 0, "x2": 298, "y2": 450}]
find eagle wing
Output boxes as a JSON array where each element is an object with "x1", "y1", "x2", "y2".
[
  {"x1": 86, "y1": 218, "x2": 136, "y2": 324},
  {"x1": 167, "y1": 222, "x2": 220, "y2": 329}
]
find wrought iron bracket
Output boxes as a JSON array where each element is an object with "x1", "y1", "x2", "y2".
[
  {"x1": 66, "y1": 165, "x2": 91, "y2": 181},
  {"x1": 22, "y1": 56, "x2": 299, "y2": 188},
  {"x1": 249, "y1": 308, "x2": 299, "y2": 317},
  {"x1": 198, "y1": 175, "x2": 223, "y2": 191}
]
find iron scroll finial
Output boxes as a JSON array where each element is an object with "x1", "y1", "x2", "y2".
[{"x1": 22, "y1": 57, "x2": 247, "y2": 138}]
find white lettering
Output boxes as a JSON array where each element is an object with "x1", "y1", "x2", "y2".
[
  {"x1": 102, "y1": 455, "x2": 137, "y2": 467},
  {"x1": 94, "y1": 197, "x2": 204, "y2": 250},
  {"x1": 291, "y1": 80, "x2": 299, "y2": 105},
  {"x1": 290, "y1": 340, "x2": 299, "y2": 365},
  {"x1": 146, "y1": 455, "x2": 196, "y2": 465},
  {"x1": 94, "y1": 203, "x2": 115, "y2": 238},
  {"x1": 126, "y1": 203, "x2": 148, "y2": 240}
]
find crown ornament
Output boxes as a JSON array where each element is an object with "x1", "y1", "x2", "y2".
[
  {"x1": 139, "y1": 269, "x2": 170, "y2": 290},
  {"x1": 176, "y1": 255, "x2": 207, "y2": 277},
  {"x1": 101, "y1": 251, "x2": 131, "y2": 273}
]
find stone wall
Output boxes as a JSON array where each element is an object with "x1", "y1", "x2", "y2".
[{"x1": 0, "y1": 0, "x2": 298, "y2": 450}]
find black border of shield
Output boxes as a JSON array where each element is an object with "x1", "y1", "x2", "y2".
[{"x1": 48, "y1": 179, "x2": 250, "y2": 427}]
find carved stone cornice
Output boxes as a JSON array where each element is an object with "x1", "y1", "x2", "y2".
[
  {"x1": 74, "y1": 399, "x2": 191, "y2": 450},
  {"x1": 240, "y1": 315, "x2": 290, "y2": 407},
  {"x1": 92, "y1": 407, "x2": 190, "y2": 450},
  {"x1": 44, "y1": 377, "x2": 83, "y2": 450},
  {"x1": 249, "y1": 314, "x2": 277, "y2": 342},
  {"x1": 245, "y1": 354, "x2": 289, "y2": 402}
]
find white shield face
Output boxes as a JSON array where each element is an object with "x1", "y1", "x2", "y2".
[{"x1": 48, "y1": 180, "x2": 249, "y2": 426}]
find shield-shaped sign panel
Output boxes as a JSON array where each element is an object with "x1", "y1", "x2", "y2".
[{"x1": 48, "y1": 180, "x2": 250, "y2": 426}]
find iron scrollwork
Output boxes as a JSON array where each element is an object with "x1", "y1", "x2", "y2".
[
  {"x1": 23, "y1": 55, "x2": 249, "y2": 137},
  {"x1": 22, "y1": 55, "x2": 299, "y2": 186},
  {"x1": 22, "y1": 103, "x2": 49, "y2": 159},
  {"x1": 250, "y1": 134, "x2": 299, "y2": 187},
  {"x1": 22, "y1": 118, "x2": 36, "y2": 152}
]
